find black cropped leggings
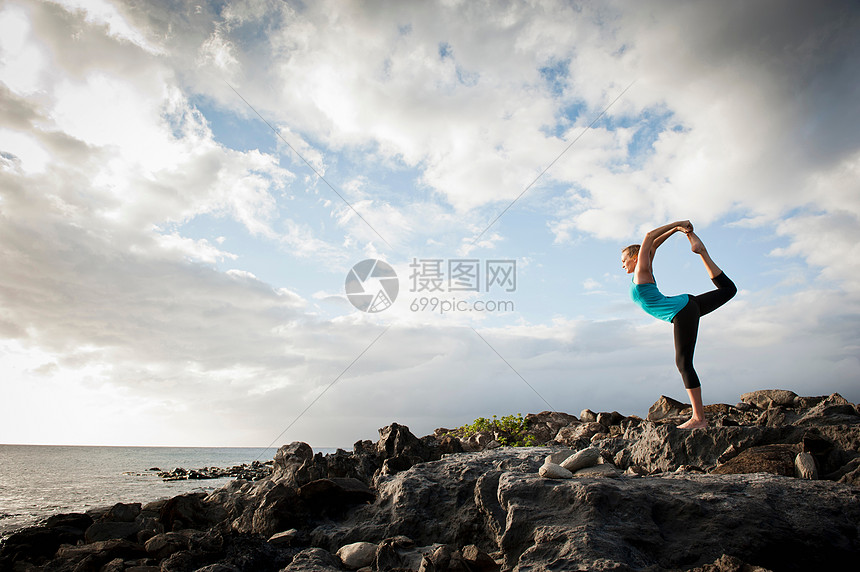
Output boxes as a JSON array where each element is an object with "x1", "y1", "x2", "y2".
[{"x1": 671, "y1": 272, "x2": 737, "y2": 389}]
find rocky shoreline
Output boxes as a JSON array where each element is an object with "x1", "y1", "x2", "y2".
[
  {"x1": 142, "y1": 462, "x2": 273, "y2": 482},
  {"x1": 1, "y1": 389, "x2": 859, "y2": 571}
]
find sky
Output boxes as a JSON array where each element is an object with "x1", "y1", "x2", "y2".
[{"x1": 1, "y1": 0, "x2": 858, "y2": 447}]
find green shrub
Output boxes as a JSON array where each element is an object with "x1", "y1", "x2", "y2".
[{"x1": 446, "y1": 413, "x2": 538, "y2": 447}]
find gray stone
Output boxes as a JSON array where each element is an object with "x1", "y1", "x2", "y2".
[
  {"x1": 740, "y1": 389, "x2": 799, "y2": 410},
  {"x1": 336, "y1": 541, "x2": 377, "y2": 570},
  {"x1": 795, "y1": 452, "x2": 818, "y2": 480},
  {"x1": 560, "y1": 447, "x2": 601, "y2": 472},
  {"x1": 538, "y1": 462, "x2": 573, "y2": 479}
]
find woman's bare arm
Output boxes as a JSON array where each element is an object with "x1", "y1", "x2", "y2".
[{"x1": 634, "y1": 220, "x2": 692, "y2": 283}]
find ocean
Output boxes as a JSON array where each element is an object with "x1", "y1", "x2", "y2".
[{"x1": 0, "y1": 444, "x2": 337, "y2": 540}]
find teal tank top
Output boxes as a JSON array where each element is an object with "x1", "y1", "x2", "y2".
[{"x1": 630, "y1": 280, "x2": 689, "y2": 323}]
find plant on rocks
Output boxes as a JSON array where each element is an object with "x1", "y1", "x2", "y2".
[{"x1": 446, "y1": 413, "x2": 538, "y2": 447}]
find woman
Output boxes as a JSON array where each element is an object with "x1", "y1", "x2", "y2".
[{"x1": 622, "y1": 220, "x2": 737, "y2": 428}]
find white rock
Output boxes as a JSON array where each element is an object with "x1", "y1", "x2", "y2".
[
  {"x1": 560, "y1": 447, "x2": 601, "y2": 472},
  {"x1": 539, "y1": 462, "x2": 573, "y2": 479},
  {"x1": 336, "y1": 541, "x2": 378, "y2": 570},
  {"x1": 794, "y1": 452, "x2": 818, "y2": 480}
]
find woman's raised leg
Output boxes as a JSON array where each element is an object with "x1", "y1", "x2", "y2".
[
  {"x1": 687, "y1": 231, "x2": 721, "y2": 278},
  {"x1": 687, "y1": 231, "x2": 737, "y2": 316}
]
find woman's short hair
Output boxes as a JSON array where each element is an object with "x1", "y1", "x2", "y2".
[{"x1": 622, "y1": 244, "x2": 640, "y2": 258}]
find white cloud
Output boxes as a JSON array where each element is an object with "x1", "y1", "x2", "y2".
[{"x1": 2, "y1": 0, "x2": 859, "y2": 447}]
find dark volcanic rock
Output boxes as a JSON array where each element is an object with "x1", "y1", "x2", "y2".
[
  {"x1": 160, "y1": 492, "x2": 225, "y2": 532},
  {"x1": 282, "y1": 546, "x2": 341, "y2": 571},
  {"x1": 312, "y1": 448, "x2": 859, "y2": 571},
  {"x1": 648, "y1": 394, "x2": 690, "y2": 421},
  {"x1": 711, "y1": 444, "x2": 799, "y2": 476},
  {"x1": 4, "y1": 391, "x2": 859, "y2": 572},
  {"x1": 272, "y1": 441, "x2": 317, "y2": 486},
  {"x1": 298, "y1": 477, "x2": 375, "y2": 517}
]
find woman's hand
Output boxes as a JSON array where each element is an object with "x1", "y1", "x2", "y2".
[{"x1": 677, "y1": 220, "x2": 693, "y2": 234}]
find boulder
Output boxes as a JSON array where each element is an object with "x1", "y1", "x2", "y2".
[
  {"x1": 741, "y1": 389, "x2": 799, "y2": 410},
  {"x1": 614, "y1": 422, "x2": 768, "y2": 474},
  {"x1": 251, "y1": 483, "x2": 305, "y2": 537},
  {"x1": 0, "y1": 512, "x2": 95, "y2": 566},
  {"x1": 794, "y1": 452, "x2": 818, "y2": 480},
  {"x1": 580, "y1": 408, "x2": 597, "y2": 423},
  {"x1": 84, "y1": 520, "x2": 141, "y2": 543},
  {"x1": 560, "y1": 447, "x2": 601, "y2": 472},
  {"x1": 272, "y1": 442, "x2": 316, "y2": 486},
  {"x1": 798, "y1": 393, "x2": 859, "y2": 424},
  {"x1": 545, "y1": 448, "x2": 575, "y2": 464},
  {"x1": 538, "y1": 461, "x2": 573, "y2": 479},
  {"x1": 648, "y1": 395, "x2": 690, "y2": 421},
  {"x1": 711, "y1": 444, "x2": 799, "y2": 477},
  {"x1": 159, "y1": 492, "x2": 226, "y2": 532},
  {"x1": 336, "y1": 541, "x2": 377, "y2": 569},
  {"x1": 554, "y1": 422, "x2": 606, "y2": 446},
  {"x1": 144, "y1": 531, "x2": 189, "y2": 559},
  {"x1": 0, "y1": 527, "x2": 69, "y2": 566},
  {"x1": 378, "y1": 422, "x2": 422, "y2": 458},
  {"x1": 596, "y1": 411, "x2": 624, "y2": 427},
  {"x1": 103, "y1": 502, "x2": 142, "y2": 522},
  {"x1": 53, "y1": 539, "x2": 148, "y2": 570}
]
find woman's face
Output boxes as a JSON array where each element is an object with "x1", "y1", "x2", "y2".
[{"x1": 621, "y1": 252, "x2": 637, "y2": 274}]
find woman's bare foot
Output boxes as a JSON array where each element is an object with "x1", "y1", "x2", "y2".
[
  {"x1": 677, "y1": 417, "x2": 708, "y2": 429},
  {"x1": 687, "y1": 231, "x2": 722, "y2": 278},
  {"x1": 687, "y1": 231, "x2": 707, "y2": 255}
]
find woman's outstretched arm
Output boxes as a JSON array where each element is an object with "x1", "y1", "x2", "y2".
[{"x1": 634, "y1": 220, "x2": 692, "y2": 283}]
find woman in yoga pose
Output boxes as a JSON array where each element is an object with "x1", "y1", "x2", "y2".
[{"x1": 622, "y1": 221, "x2": 737, "y2": 428}]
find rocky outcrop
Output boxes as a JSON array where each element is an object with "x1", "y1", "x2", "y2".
[
  {"x1": 2, "y1": 390, "x2": 858, "y2": 571},
  {"x1": 154, "y1": 461, "x2": 273, "y2": 482}
]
